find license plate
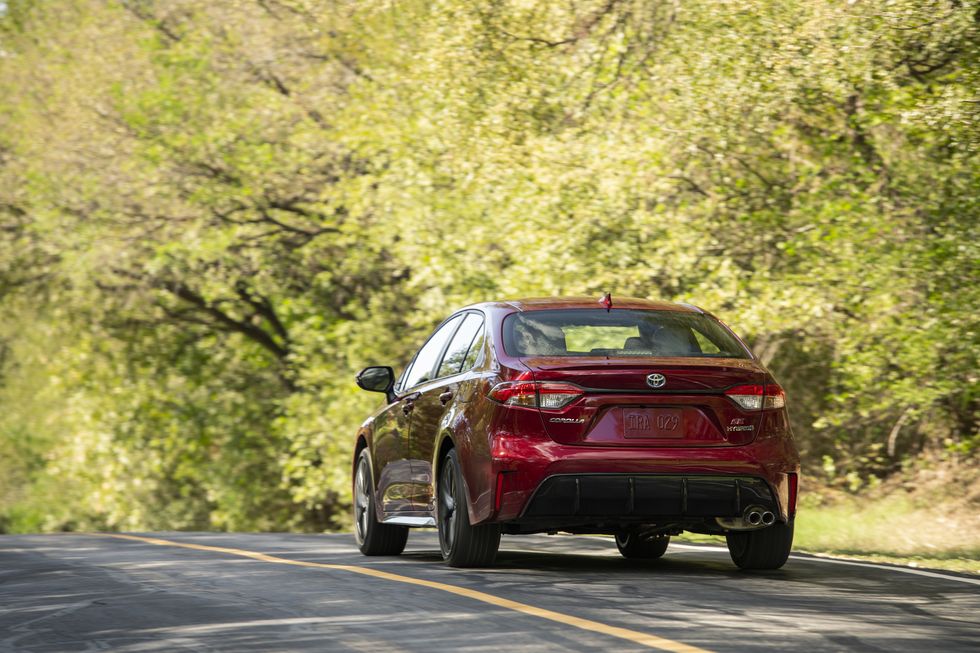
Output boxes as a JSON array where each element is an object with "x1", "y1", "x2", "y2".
[{"x1": 622, "y1": 408, "x2": 683, "y2": 438}]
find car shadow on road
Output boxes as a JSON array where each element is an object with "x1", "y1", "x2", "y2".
[{"x1": 397, "y1": 547, "x2": 788, "y2": 580}]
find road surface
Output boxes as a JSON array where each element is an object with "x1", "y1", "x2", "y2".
[{"x1": 1, "y1": 532, "x2": 977, "y2": 652}]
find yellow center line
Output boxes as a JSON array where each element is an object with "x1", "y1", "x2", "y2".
[{"x1": 99, "y1": 533, "x2": 712, "y2": 653}]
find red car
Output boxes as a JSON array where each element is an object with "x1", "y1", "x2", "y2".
[{"x1": 352, "y1": 296, "x2": 800, "y2": 569}]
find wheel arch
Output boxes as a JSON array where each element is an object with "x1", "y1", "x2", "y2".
[
  {"x1": 434, "y1": 432, "x2": 457, "y2": 490},
  {"x1": 353, "y1": 431, "x2": 370, "y2": 478},
  {"x1": 434, "y1": 431, "x2": 487, "y2": 525}
]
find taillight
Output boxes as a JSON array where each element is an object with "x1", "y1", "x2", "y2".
[
  {"x1": 725, "y1": 383, "x2": 786, "y2": 411},
  {"x1": 725, "y1": 384, "x2": 764, "y2": 410},
  {"x1": 764, "y1": 383, "x2": 786, "y2": 409},
  {"x1": 488, "y1": 381, "x2": 583, "y2": 410},
  {"x1": 488, "y1": 381, "x2": 538, "y2": 408},
  {"x1": 538, "y1": 383, "x2": 583, "y2": 409}
]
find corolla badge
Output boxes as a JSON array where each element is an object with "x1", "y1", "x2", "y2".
[{"x1": 646, "y1": 373, "x2": 667, "y2": 388}]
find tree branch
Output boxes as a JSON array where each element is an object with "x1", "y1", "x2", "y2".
[{"x1": 162, "y1": 280, "x2": 290, "y2": 360}]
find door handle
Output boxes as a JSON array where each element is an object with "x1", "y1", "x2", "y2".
[
  {"x1": 401, "y1": 392, "x2": 421, "y2": 416},
  {"x1": 439, "y1": 390, "x2": 454, "y2": 405}
]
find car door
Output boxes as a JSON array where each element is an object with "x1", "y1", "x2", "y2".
[
  {"x1": 371, "y1": 396, "x2": 415, "y2": 516},
  {"x1": 395, "y1": 314, "x2": 464, "y2": 511},
  {"x1": 407, "y1": 312, "x2": 486, "y2": 511}
]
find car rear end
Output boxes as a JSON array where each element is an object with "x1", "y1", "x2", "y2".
[{"x1": 484, "y1": 301, "x2": 800, "y2": 541}]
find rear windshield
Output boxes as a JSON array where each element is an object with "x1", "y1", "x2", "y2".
[{"x1": 503, "y1": 309, "x2": 750, "y2": 359}]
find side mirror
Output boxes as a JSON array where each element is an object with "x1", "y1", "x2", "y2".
[{"x1": 356, "y1": 366, "x2": 395, "y2": 396}]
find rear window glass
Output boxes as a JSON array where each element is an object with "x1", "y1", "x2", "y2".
[{"x1": 503, "y1": 309, "x2": 749, "y2": 358}]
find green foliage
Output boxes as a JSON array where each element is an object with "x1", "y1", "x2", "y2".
[{"x1": 0, "y1": 0, "x2": 976, "y2": 532}]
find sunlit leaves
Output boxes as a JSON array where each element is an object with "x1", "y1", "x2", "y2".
[{"x1": 0, "y1": 0, "x2": 976, "y2": 531}]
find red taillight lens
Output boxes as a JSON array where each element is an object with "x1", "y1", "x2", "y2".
[
  {"x1": 488, "y1": 381, "x2": 583, "y2": 410},
  {"x1": 488, "y1": 381, "x2": 539, "y2": 407},
  {"x1": 764, "y1": 383, "x2": 786, "y2": 409},
  {"x1": 725, "y1": 383, "x2": 786, "y2": 411},
  {"x1": 725, "y1": 384, "x2": 764, "y2": 410},
  {"x1": 538, "y1": 383, "x2": 583, "y2": 409}
]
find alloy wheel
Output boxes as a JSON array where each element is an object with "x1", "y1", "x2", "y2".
[
  {"x1": 354, "y1": 457, "x2": 371, "y2": 544},
  {"x1": 439, "y1": 461, "x2": 457, "y2": 554}
]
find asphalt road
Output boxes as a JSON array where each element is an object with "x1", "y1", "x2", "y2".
[{"x1": 1, "y1": 532, "x2": 977, "y2": 652}]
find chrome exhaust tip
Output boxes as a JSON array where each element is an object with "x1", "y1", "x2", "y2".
[{"x1": 716, "y1": 506, "x2": 775, "y2": 531}]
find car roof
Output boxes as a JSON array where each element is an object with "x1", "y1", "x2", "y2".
[{"x1": 462, "y1": 296, "x2": 704, "y2": 313}]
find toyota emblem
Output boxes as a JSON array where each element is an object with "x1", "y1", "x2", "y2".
[{"x1": 646, "y1": 373, "x2": 666, "y2": 388}]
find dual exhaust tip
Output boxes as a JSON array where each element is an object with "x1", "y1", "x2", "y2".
[
  {"x1": 714, "y1": 505, "x2": 777, "y2": 531},
  {"x1": 745, "y1": 508, "x2": 776, "y2": 526}
]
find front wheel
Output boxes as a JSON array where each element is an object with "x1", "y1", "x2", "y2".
[
  {"x1": 615, "y1": 532, "x2": 670, "y2": 559},
  {"x1": 353, "y1": 450, "x2": 408, "y2": 556},
  {"x1": 726, "y1": 522, "x2": 794, "y2": 570},
  {"x1": 438, "y1": 449, "x2": 500, "y2": 567}
]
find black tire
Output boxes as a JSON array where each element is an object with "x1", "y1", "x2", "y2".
[
  {"x1": 438, "y1": 449, "x2": 501, "y2": 567},
  {"x1": 615, "y1": 532, "x2": 670, "y2": 559},
  {"x1": 726, "y1": 522, "x2": 794, "y2": 570},
  {"x1": 353, "y1": 450, "x2": 408, "y2": 556}
]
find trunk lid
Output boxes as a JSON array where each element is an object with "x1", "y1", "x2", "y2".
[{"x1": 523, "y1": 356, "x2": 766, "y2": 447}]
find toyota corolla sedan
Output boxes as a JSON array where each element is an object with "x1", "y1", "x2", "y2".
[{"x1": 352, "y1": 296, "x2": 800, "y2": 569}]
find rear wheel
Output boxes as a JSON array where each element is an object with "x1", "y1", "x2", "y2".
[
  {"x1": 438, "y1": 449, "x2": 501, "y2": 567},
  {"x1": 353, "y1": 450, "x2": 408, "y2": 556},
  {"x1": 726, "y1": 522, "x2": 794, "y2": 570},
  {"x1": 615, "y1": 531, "x2": 670, "y2": 559}
]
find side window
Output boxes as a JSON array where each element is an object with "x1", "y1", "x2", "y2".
[
  {"x1": 461, "y1": 320, "x2": 486, "y2": 371},
  {"x1": 437, "y1": 313, "x2": 484, "y2": 378},
  {"x1": 402, "y1": 315, "x2": 462, "y2": 390}
]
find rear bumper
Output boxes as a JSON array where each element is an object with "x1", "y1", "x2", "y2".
[
  {"x1": 488, "y1": 434, "x2": 799, "y2": 525},
  {"x1": 522, "y1": 473, "x2": 776, "y2": 519}
]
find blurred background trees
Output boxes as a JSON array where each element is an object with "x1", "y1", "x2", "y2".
[{"x1": 0, "y1": 0, "x2": 976, "y2": 532}]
